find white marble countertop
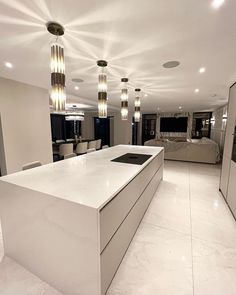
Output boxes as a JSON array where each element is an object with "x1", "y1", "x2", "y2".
[{"x1": 0, "y1": 145, "x2": 163, "y2": 209}]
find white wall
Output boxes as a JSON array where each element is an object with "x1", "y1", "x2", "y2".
[
  {"x1": 220, "y1": 83, "x2": 236, "y2": 198},
  {"x1": 0, "y1": 77, "x2": 53, "y2": 175},
  {"x1": 82, "y1": 111, "x2": 132, "y2": 146},
  {"x1": 211, "y1": 105, "x2": 228, "y2": 155}
]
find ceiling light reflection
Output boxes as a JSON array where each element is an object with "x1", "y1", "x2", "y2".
[
  {"x1": 212, "y1": 0, "x2": 225, "y2": 9},
  {"x1": 5, "y1": 62, "x2": 13, "y2": 68}
]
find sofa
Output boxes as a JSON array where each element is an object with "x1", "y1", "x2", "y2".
[{"x1": 144, "y1": 137, "x2": 220, "y2": 164}]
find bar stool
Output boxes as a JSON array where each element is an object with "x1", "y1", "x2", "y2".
[
  {"x1": 76, "y1": 142, "x2": 88, "y2": 155},
  {"x1": 88, "y1": 140, "x2": 97, "y2": 150},
  {"x1": 59, "y1": 143, "x2": 73, "y2": 158},
  {"x1": 95, "y1": 139, "x2": 102, "y2": 150}
]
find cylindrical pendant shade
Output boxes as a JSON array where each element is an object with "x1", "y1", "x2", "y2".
[
  {"x1": 50, "y1": 43, "x2": 66, "y2": 112},
  {"x1": 121, "y1": 78, "x2": 129, "y2": 120},
  {"x1": 97, "y1": 61, "x2": 108, "y2": 118},
  {"x1": 134, "y1": 89, "x2": 141, "y2": 122}
]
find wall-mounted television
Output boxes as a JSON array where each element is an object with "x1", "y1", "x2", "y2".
[{"x1": 160, "y1": 117, "x2": 188, "y2": 132}]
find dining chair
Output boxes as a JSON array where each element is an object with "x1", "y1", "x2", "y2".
[
  {"x1": 102, "y1": 145, "x2": 109, "y2": 149},
  {"x1": 59, "y1": 143, "x2": 73, "y2": 157},
  {"x1": 95, "y1": 139, "x2": 102, "y2": 150},
  {"x1": 76, "y1": 142, "x2": 88, "y2": 155},
  {"x1": 64, "y1": 153, "x2": 77, "y2": 159},
  {"x1": 22, "y1": 161, "x2": 42, "y2": 171},
  {"x1": 88, "y1": 140, "x2": 97, "y2": 149}
]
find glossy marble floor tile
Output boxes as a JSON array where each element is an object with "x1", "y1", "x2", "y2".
[
  {"x1": 107, "y1": 222, "x2": 193, "y2": 295},
  {"x1": 0, "y1": 256, "x2": 62, "y2": 295},
  {"x1": 0, "y1": 160, "x2": 236, "y2": 295},
  {"x1": 192, "y1": 238, "x2": 236, "y2": 295}
]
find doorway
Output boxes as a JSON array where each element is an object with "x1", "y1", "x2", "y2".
[
  {"x1": 192, "y1": 112, "x2": 212, "y2": 138},
  {"x1": 132, "y1": 118, "x2": 138, "y2": 145},
  {"x1": 142, "y1": 114, "x2": 157, "y2": 145},
  {"x1": 94, "y1": 117, "x2": 110, "y2": 146}
]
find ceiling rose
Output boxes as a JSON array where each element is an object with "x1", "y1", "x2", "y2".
[
  {"x1": 71, "y1": 78, "x2": 84, "y2": 83},
  {"x1": 46, "y1": 22, "x2": 64, "y2": 36},
  {"x1": 163, "y1": 61, "x2": 180, "y2": 68}
]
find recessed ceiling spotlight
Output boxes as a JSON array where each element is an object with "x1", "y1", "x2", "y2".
[
  {"x1": 5, "y1": 62, "x2": 13, "y2": 68},
  {"x1": 75, "y1": 86, "x2": 79, "y2": 90},
  {"x1": 212, "y1": 0, "x2": 225, "y2": 9},
  {"x1": 195, "y1": 89, "x2": 200, "y2": 93},
  {"x1": 179, "y1": 106, "x2": 182, "y2": 110},
  {"x1": 163, "y1": 61, "x2": 180, "y2": 69},
  {"x1": 144, "y1": 93, "x2": 148, "y2": 97},
  {"x1": 199, "y1": 67, "x2": 206, "y2": 73},
  {"x1": 71, "y1": 78, "x2": 84, "y2": 83}
]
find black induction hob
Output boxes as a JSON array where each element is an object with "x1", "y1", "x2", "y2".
[{"x1": 111, "y1": 153, "x2": 152, "y2": 165}]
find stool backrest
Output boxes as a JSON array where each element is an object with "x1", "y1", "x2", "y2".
[
  {"x1": 96, "y1": 139, "x2": 102, "y2": 150},
  {"x1": 88, "y1": 140, "x2": 97, "y2": 149},
  {"x1": 59, "y1": 143, "x2": 73, "y2": 156},
  {"x1": 76, "y1": 142, "x2": 88, "y2": 154}
]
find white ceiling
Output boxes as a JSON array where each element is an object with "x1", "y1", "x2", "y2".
[{"x1": 0, "y1": 0, "x2": 236, "y2": 112}]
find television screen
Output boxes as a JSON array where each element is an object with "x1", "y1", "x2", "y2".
[{"x1": 160, "y1": 117, "x2": 188, "y2": 132}]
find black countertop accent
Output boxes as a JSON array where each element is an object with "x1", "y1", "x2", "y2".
[{"x1": 111, "y1": 153, "x2": 152, "y2": 165}]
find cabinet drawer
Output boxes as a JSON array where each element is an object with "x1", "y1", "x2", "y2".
[
  {"x1": 100, "y1": 166, "x2": 163, "y2": 295},
  {"x1": 139, "y1": 151, "x2": 163, "y2": 194},
  {"x1": 100, "y1": 153, "x2": 163, "y2": 252},
  {"x1": 100, "y1": 172, "x2": 141, "y2": 251}
]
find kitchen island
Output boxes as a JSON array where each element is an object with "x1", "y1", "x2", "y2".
[{"x1": 0, "y1": 145, "x2": 164, "y2": 295}]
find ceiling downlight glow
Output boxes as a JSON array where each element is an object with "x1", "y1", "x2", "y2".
[
  {"x1": 75, "y1": 86, "x2": 79, "y2": 90},
  {"x1": 199, "y1": 67, "x2": 206, "y2": 73},
  {"x1": 5, "y1": 62, "x2": 13, "y2": 68},
  {"x1": 195, "y1": 89, "x2": 199, "y2": 93},
  {"x1": 212, "y1": 0, "x2": 225, "y2": 9}
]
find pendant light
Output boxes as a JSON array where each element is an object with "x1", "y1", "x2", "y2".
[
  {"x1": 47, "y1": 22, "x2": 66, "y2": 112},
  {"x1": 134, "y1": 88, "x2": 141, "y2": 122},
  {"x1": 121, "y1": 78, "x2": 129, "y2": 120},
  {"x1": 97, "y1": 60, "x2": 108, "y2": 118}
]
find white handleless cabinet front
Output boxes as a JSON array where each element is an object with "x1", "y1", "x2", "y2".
[
  {"x1": 227, "y1": 161, "x2": 236, "y2": 217},
  {"x1": 0, "y1": 145, "x2": 164, "y2": 295}
]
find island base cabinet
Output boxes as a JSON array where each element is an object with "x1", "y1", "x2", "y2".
[
  {"x1": 101, "y1": 165, "x2": 163, "y2": 294},
  {"x1": 0, "y1": 146, "x2": 164, "y2": 295}
]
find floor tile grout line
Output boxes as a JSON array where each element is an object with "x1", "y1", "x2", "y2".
[
  {"x1": 188, "y1": 164, "x2": 195, "y2": 295},
  {"x1": 142, "y1": 220, "x2": 192, "y2": 237}
]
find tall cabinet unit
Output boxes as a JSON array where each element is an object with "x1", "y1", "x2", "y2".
[{"x1": 220, "y1": 82, "x2": 236, "y2": 218}]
